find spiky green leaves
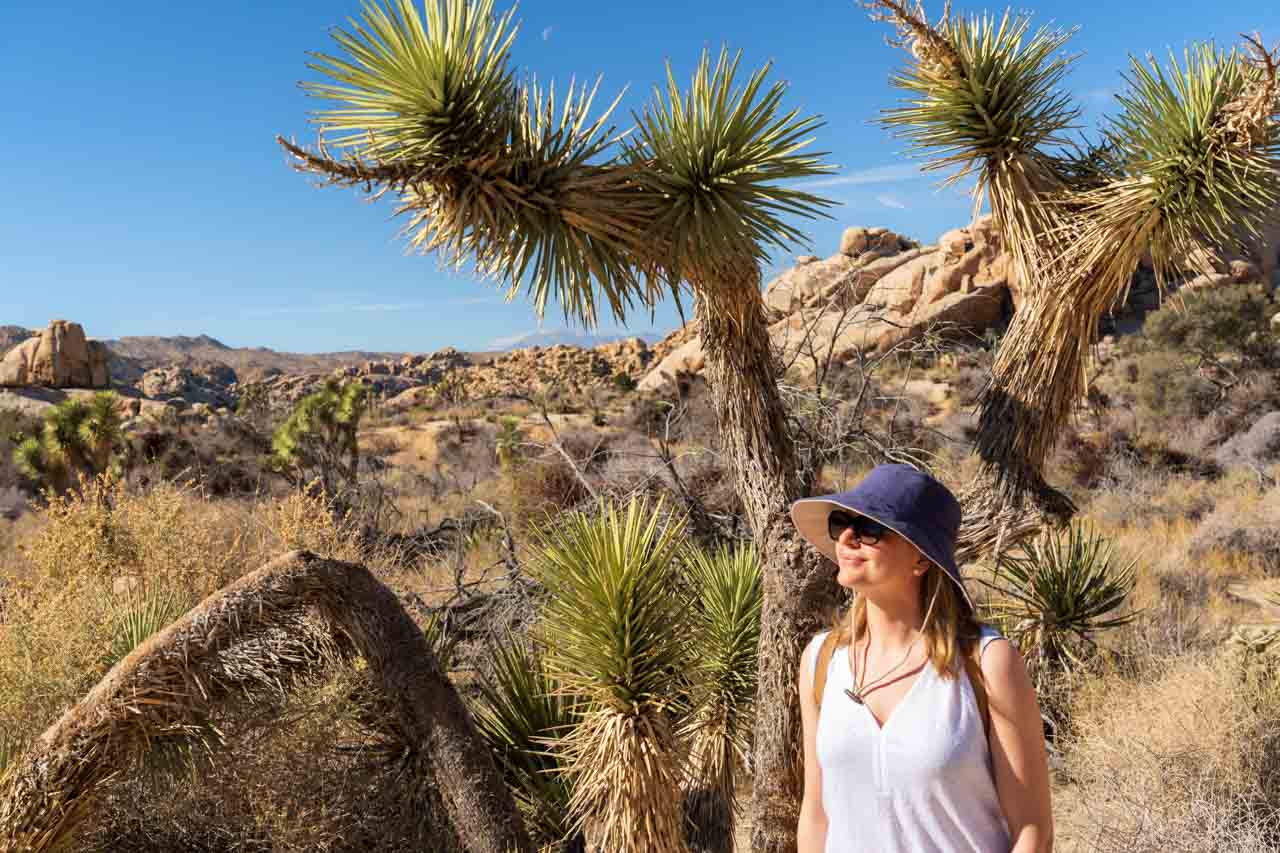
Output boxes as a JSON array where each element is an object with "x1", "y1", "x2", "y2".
[
  {"x1": 271, "y1": 379, "x2": 368, "y2": 493},
  {"x1": 288, "y1": 0, "x2": 656, "y2": 327},
  {"x1": 306, "y1": 0, "x2": 520, "y2": 166},
  {"x1": 531, "y1": 497, "x2": 689, "y2": 851},
  {"x1": 472, "y1": 639, "x2": 582, "y2": 847},
  {"x1": 684, "y1": 542, "x2": 761, "y2": 752},
  {"x1": 988, "y1": 523, "x2": 1138, "y2": 684},
  {"x1": 286, "y1": 3, "x2": 836, "y2": 328},
  {"x1": 13, "y1": 393, "x2": 126, "y2": 494},
  {"x1": 533, "y1": 497, "x2": 689, "y2": 715},
  {"x1": 626, "y1": 48, "x2": 835, "y2": 295},
  {"x1": 1080, "y1": 43, "x2": 1280, "y2": 285},
  {"x1": 107, "y1": 587, "x2": 191, "y2": 669},
  {"x1": 876, "y1": 8, "x2": 1079, "y2": 181},
  {"x1": 682, "y1": 542, "x2": 762, "y2": 851}
]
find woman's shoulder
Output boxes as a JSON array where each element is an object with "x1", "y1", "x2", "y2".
[
  {"x1": 801, "y1": 630, "x2": 835, "y2": 680},
  {"x1": 976, "y1": 622, "x2": 1005, "y2": 651}
]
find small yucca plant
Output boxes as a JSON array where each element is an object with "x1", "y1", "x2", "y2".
[
  {"x1": 988, "y1": 523, "x2": 1138, "y2": 685},
  {"x1": 471, "y1": 638, "x2": 584, "y2": 850},
  {"x1": 532, "y1": 497, "x2": 690, "y2": 853},
  {"x1": 107, "y1": 586, "x2": 192, "y2": 668},
  {"x1": 421, "y1": 611, "x2": 461, "y2": 672},
  {"x1": 682, "y1": 542, "x2": 762, "y2": 853},
  {"x1": 494, "y1": 416, "x2": 527, "y2": 471}
]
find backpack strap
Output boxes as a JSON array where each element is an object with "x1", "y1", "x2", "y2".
[
  {"x1": 964, "y1": 638, "x2": 992, "y2": 743},
  {"x1": 812, "y1": 630, "x2": 841, "y2": 709}
]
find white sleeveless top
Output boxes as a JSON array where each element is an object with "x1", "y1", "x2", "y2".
[{"x1": 807, "y1": 625, "x2": 1011, "y2": 853}]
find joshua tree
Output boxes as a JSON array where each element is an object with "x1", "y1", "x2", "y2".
[
  {"x1": 864, "y1": 0, "x2": 1280, "y2": 556},
  {"x1": 493, "y1": 415, "x2": 526, "y2": 470},
  {"x1": 277, "y1": 3, "x2": 836, "y2": 847},
  {"x1": 14, "y1": 392, "x2": 126, "y2": 495},
  {"x1": 271, "y1": 378, "x2": 368, "y2": 496}
]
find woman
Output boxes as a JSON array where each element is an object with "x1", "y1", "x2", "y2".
[{"x1": 793, "y1": 464, "x2": 1052, "y2": 853}]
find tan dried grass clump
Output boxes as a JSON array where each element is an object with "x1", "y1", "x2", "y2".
[
  {"x1": 1056, "y1": 652, "x2": 1280, "y2": 852},
  {"x1": 0, "y1": 479, "x2": 258, "y2": 756}
]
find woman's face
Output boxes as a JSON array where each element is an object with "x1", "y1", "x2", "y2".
[{"x1": 833, "y1": 518, "x2": 927, "y2": 594}]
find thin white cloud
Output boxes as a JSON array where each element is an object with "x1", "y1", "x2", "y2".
[
  {"x1": 542, "y1": 26, "x2": 554, "y2": 41},
  {"x1": 244, "y1": 294, "x2": 501, "y2": 318},
  {"x1": 245, "y1": 302, "x2": 427, "y2": 318},
  {"x1": 796, "y1": 163, "x2": 927, "y2": 190},
  {"x1": 1084, "y1": 88, "x2": 1113, "y2": 103},
  {"x1": 875, "y1": 194, "x2": 908, "y2": 210}
]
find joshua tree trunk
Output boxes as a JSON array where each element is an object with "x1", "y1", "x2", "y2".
[
  {"x1": 695, "y1": 293, "x2": 841, "y2": 853},
  {"x1": 0, "y1": 551, "x2": 530, "y2": 853}
]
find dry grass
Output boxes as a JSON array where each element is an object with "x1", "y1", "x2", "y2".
[{"x1": 1055, "y1": 652, "x2": 1280, "y2": 852}]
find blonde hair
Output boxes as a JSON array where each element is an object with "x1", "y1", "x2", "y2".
[{"x1": 828, "y1": 562, "x2": 981, "y2": 679}]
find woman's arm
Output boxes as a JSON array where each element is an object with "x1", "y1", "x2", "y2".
[
  {"x1": 797, "y1": 634, "x2": 828, "y2": 853},
  {"x1": 982, "y1": 639, "x2": 1054, "y2": 853}
]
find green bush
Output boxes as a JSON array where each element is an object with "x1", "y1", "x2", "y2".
[
  {"x1": 1126, "y1": 350, "x2": 1220, "y2": 418},
  {"x1": 1139, "y1": 283, "x2": 1276, "y2": 362}
]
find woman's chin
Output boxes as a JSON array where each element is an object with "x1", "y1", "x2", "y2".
[{"x1": 835, "y1": 565, "x2": 864, "y2": 589}]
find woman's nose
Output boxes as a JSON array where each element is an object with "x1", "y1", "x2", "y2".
[{"x1": 838, "y1": 527, "x2": 859, "y2": 548}]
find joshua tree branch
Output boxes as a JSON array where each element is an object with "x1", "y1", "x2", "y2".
[{"x1": 0, "y1": 551, "x2": 532, "y2": 853}]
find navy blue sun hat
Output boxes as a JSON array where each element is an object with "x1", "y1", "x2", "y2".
[{"x1": 790, "y1": 463, "x2": 971, "y2": 609}]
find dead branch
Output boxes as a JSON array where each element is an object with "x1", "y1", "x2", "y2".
[{"x1": 0, "y1": 551, "x2": 532, "y2": 853}]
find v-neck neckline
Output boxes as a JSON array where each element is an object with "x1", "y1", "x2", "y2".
[{"x1": 842, "y1": 644, "x2": 931, "y2": 734}]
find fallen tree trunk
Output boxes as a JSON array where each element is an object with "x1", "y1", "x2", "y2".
[{"x1": 0, "y1": 550, "x2": 531, "y2": 853}]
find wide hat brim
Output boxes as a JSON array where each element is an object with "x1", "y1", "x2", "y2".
[{"x1": 790, "y1": 495, "x2": 974, "y2": 611}]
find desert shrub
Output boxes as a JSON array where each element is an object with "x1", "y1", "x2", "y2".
[
  {"x1": 988, "y1": 523, "x2": 1138, "y2": 688},
  {"x1": 0, "y1": 478, "x2": 258, "y2": 756},
  {"x1": 1125, "y1": 349, "x2": 1220, "y2": 419},
  {"x1": 507, "y1": 456, "x2": 593, "y2": 524},
  {"x1": 258, "y1": 487, "x2": 365, "y2": 562},
  {"x1": 1057, "y1": 653, "x2": 1280, "y2": 852},
  {"x1": 1187, "y1": 486, "x2": 1280, "y2": 575},
  {"x1": 1140, "y1": 282, "x2": 1277, "y2": 363}
]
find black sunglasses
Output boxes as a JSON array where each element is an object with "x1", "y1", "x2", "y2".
[{"x1": 827, "y1": 510, "x2": 889, "y2": 545}]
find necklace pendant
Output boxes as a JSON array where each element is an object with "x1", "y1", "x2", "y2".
[{"x1": 843, "y1": 688, "x2": 864, "y2": 704}]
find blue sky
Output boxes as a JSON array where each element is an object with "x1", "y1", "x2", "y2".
[{"x1": 2, "y1": 0, "x2": 1276, "y2": 353}]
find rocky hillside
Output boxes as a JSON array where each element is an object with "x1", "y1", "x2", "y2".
[
  {"x1": 7, "y1": 215, "x2": 1275, "y2": 419},
  {"x1": 102, "y1": 334, "x2": 413, "y2": 380}
]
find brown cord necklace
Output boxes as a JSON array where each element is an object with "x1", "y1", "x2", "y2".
[{"x1": 844, "y1": 584, "x2": 939, "y2": 705}]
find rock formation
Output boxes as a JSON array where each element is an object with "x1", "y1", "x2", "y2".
[
  {"x1": 139, "y1": 363, "x2": 238, "y2": 409},
  {"x1": 640, "y1": 218, "x2": 1015, "y2": 392},
  {"x1": 0, "y1": 320, "x2": 111, "y2": 389}
]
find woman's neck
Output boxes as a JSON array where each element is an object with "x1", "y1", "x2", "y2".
[{"x1": 860, "y1": 591, "x2": 925, "y2": 653}]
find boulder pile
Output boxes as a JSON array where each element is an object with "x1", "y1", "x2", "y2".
[
  {"x1": 639, "y1": 219, "x2": 1015, "y2": 392},
  {"x1": 0, "y1": 320, "x2": 111, "y2": 389}
]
